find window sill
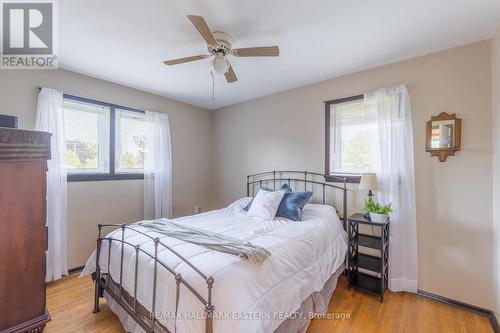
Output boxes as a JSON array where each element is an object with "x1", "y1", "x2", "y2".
[
  {"x1": 67, "y1": 173, "x2": 144, "y2": 182},
  {"x1": 325, "y1": 173, "x2": 361, "y2": 184}
]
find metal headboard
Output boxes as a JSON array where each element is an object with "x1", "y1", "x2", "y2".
[{"x1": 247, "y1": 171, "x2": 348, "y2": 229}]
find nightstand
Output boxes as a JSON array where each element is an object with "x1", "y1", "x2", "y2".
[{"x1": 347, "y1": 213, "x2": 390, "y2": 302}]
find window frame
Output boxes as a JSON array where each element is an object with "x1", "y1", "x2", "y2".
[
  {"x1": 324, "y1": 94, "x2": 364, "y2": 184},
  {"x1": 114, "y1": 108, "x2": 147, "y2": 174},
  {"x1": 63, "y1": 94, "x2": 146, "y2": 182}
]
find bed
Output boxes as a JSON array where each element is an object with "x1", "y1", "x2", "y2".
[{"x1": 82, "y1": 171, "x2": 348, "y2": 333}]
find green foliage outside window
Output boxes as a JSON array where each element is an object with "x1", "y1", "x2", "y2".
[
  {"x1": 65, "y1": 140, "x2": 98, "y2": 169},
  {"x1": 341, "y1": 134, "x2": 371, "y2": 173},
  {"x1": 119, "y1": 135, "x2": 145, "y2": 170}
]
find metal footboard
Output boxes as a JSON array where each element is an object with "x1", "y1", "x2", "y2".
[{"x1": 92, "y1": 223, "x2": 215, "y2": 333}]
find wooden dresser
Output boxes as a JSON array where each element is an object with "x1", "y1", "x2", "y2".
[{"x1": 0, "y1": 128, "x2": 51, "y2": 333}]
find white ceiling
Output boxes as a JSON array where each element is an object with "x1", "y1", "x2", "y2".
[{"x1": 59, "y1": 0, "x2": 500, "y2": 110}]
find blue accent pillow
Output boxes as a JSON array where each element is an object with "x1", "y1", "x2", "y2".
[
  {"x1": 245, "y1": 183, "x2": 313, "y2": 221},
  {"x1": 277, "y1": 184, "x2": 313, "y2": 221}
]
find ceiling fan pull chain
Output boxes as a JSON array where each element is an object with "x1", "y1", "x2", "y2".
[{"x1": 210, "y1": 70, "x2": 215, "y2": 100}]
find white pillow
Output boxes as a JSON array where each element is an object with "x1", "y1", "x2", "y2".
[{"x1": 247, "y1": 189, "x2": 285, "y2": 220}]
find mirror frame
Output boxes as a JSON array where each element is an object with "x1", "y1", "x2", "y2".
[{"x1": 426, "y1": 112, "x2": 461, "y2": 162}]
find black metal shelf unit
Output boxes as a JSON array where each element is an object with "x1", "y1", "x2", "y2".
[{"x1": 347, "y1": 213, "x2": 390, "y2": 302}]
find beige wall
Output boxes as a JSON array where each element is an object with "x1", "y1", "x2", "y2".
[
  {"x1": 492, "y1": 27, "x2": 500, "y2": 317},
  {"x1": 213, "y1": 41, "x2": 494, "y2": 309},
  {"x1": 0, "y1": 70, "x2": 214, "y2": 269}
]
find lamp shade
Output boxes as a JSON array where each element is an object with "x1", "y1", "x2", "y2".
[
  {"x1": 359, "y1": 173, "x2": 377, "y2": 190},
  {"x1": 212, "y1": 56, "x2": 229, "y2": 74}
]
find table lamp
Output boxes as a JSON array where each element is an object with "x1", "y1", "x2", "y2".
[
  {"x1": 359, "y1": 173, "x2": 377, "y2": 217},
  {"x1": 359, "y1": 173, "x2": 377, "y2": 199}
]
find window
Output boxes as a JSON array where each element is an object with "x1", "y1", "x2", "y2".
[
  {"x1": 325, "y1": 95, "x2": 379, "y2": 181},
  {"x1": 62, "y1": 95, "x2": 146, "y2": 181},
  {"x1": 115, "y1": 109, "x2": 146, "y2": 173},
  {"x1": 63, "y1": 99, "x2": 110, "y2": 174}
]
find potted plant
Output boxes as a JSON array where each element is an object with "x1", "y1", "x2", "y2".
[{"x1": 363, "y1": 198, "x2": 393, "y2": 223}]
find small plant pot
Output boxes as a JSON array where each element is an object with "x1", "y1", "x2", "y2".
[{"x1": 369, "y1": 212, "x2": 388, "y2": 223}]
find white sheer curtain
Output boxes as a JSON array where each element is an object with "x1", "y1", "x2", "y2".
[
  {"x1": 364, "y1": 84, "x2": 418, "y2": 292},
  {"x1": 144, "y1": 111, "x2": 172, "y2": 220},
  {"x1": 36, "y1": 87, "x2": 68, "y2": 282}
]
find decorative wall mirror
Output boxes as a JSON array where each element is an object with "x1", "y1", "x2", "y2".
[{"x1": 426, "y1": 112, "x2": 461, "y2": 162}]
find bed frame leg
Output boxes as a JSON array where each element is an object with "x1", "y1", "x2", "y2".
[
  {"x1": 93, "y1": 284, "x2": 100, "y2": 313},
  {"x1": 93, "y1": 225, "x2": 102, "y2": 313},
  {"x1": 205, "y1": 304, "x2": 214, "y2": 333},
  {"x1": 205, "y1": 276, "x2": 215, "y2": 333}
]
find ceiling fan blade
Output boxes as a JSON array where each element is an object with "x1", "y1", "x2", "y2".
[
  {"x1": 233, "y1": 46, "x2": 280, "y2": 57},
  {"x1": 225, "y1": 65, "x2": 238, "y2": 83},
  {"x1": 163, "y1": 55, "x2": 209, "y2": 66},
  {"x1": 187, "y1": 15, "x2": 218, "y2": 47}
]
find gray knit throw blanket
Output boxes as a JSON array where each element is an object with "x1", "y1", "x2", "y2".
[{"x1": 135, "y1": 219, "x2": 271, "y2": 264}]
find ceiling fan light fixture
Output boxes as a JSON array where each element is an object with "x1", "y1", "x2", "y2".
[
  {"x1": 212, "y1": 55, "x2": 229, "y2": 74},
  {"x1": 163, "y1": 15, "x2": 280, "y2": 84}
]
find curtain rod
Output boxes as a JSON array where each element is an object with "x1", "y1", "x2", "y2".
[{"x1": 36, "y1": 87, "x2": 147, "y2": 113}]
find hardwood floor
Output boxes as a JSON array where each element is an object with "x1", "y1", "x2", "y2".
[{"x1": 45, "y1": 273, "x2": 493, "y2": 333}]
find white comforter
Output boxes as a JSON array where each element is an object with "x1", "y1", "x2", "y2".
[{"x1": 82, "y1": 198, "x2": 347, "y2": 333}]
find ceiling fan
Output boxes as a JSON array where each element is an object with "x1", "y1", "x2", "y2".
[{"x1": 164, "y1": 15, "x2": 280, "y2": 83}]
